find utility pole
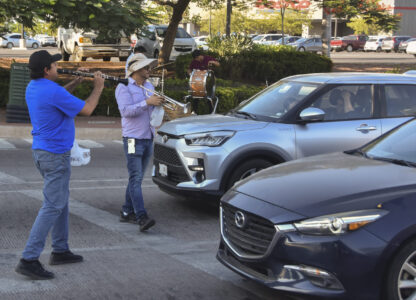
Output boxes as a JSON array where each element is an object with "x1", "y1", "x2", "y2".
[{"x1": 226, "y1": 0, "x2": 232, "y2": 37}]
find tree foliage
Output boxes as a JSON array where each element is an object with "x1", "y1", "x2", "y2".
[
  {"x1": 0, "y1": 0, "x2": 152, "y2": 38},
  {"x1": 312, "y1": 0, "x2": 400, "y2": 32}
]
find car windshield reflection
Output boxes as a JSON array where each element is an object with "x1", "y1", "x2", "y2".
[
  {"x1": 359, "y1": 119, "x2": 416, "y2": 166},
  {"x1": 232, "y1": 81, "x2": 319, "y2": 120}
]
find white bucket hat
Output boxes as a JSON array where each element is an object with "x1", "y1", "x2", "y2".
[{"x1": 126, "y1": 53, "x2": 158, "y2": 78}]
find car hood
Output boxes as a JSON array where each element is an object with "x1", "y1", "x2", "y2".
[
  {"x1": 233, "y1": 152, "x2": 416, "y2": 218},
  {"x1": 157, "y1": 114, "x2": 267, "y2": 136}
]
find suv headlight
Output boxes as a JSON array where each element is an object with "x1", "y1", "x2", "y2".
[
  {"x1": 79, "y1": 37, "x2": 92, "y2": 44},
  {"x1": 289, "y1": 209, "x2": 388, "y2": 236},
  {"x1": 184, "y1": 131, "x2": 235, "y2": 147}
]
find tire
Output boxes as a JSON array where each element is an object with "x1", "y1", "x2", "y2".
[
  {"x1": 74, "y1": 46, "x2": 86, "y2": 62},
  {"x1": 385, "y1": 239, "x2": 416, "y2": 300},
  {"x1": 298, "y1": 47, "x2": 305, "y2": 52},
  {"x1": 226, "y1": 158, "x2": 274, "y2": 190},
  {"x1": 32, "y1": 43, "x2": 39, "y2": 49},
  {"x1": 346, "y1": 44, "x2": 353, "y2": 52},
  {"x1": 119, "y1": 57, "x2": 127, "y2": 62},
  {"x1": 6, "y1": 42, "x2": 13, "y2": 49},
  {"x1": 60, "y1": 45, "x2": 70, "y2": 61},
  {"x1": 103, "y1": 57, "x2": 111, "y2": 62},
  {"x1": 414, "y1": 54, "x2": 416, "y2": 58},
  {"x1": 154, "y1": 50, "x2": 159, "y2": 58}
]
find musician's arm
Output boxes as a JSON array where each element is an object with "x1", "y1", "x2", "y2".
[
  {"x1": 79, "y1": 72, "x2": 105, "y2": 116},
  {"x1": 115, "y1": 85, "x2": 150, "y2": 117},
  {"x1": 63, "y1": 77, "x2": 83, "y2": 93}
]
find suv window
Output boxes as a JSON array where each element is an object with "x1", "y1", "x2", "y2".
[
  {"x1": 311, "y1": 85, "x2": 372, "y2": 121},
  {"x1": 384, "y1": 85, "x2": 416, "y2": 117},
  {"x1": 155, "y1": 27, "x2": 191, "y2": 39}
]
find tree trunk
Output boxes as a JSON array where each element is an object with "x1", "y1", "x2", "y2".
[
  {"x1": 159, "y1": 0, "x2": 192, "y2": 65},
  {"x1": 226, "y1": 0, "x2": 232, "y2": 37}
]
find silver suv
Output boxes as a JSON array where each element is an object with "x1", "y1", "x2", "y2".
[
  {"x1": 152, "y1": 72, "x2": 416, "y2": 200},
  {"x1": 132, "y1": 25, "x2": 196, "y2": 60}
]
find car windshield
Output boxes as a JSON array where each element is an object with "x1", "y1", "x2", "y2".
[
  {"x1": 252, "y1": 35, "x2": 264, "y2": 41},
  {"x1": 357, "y1": 119, "x2": 416, "y2": 166},
  {"x1": 231, "y1": 81, "x2": 319, "y2": 120},
  {"x1": 294, "y1": 38, "x2": 306, "y2": 43},
  {"x1": 156, "y1": 27, "x2": 191, "y2": 39}
]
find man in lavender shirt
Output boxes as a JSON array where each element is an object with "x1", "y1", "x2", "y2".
[{"x1": 115, "y1": 53, "x2": 164, "y2": 232}]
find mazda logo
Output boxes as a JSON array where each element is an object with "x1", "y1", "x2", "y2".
[
  {"x1": 234, "y1": 211, "x2": 246, "y2": 228},
  {"x1": 162, "y1": 135, "x2": 169, "y2": 143}
]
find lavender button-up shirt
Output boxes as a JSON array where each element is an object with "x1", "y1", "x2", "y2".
[{"x1": 115, "y1": 77, "x2": 155, "y2": 139}]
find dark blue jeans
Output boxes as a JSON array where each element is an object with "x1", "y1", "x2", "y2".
[{"x1": 122, "y1": 138, "x2": 153, "y2": 219}]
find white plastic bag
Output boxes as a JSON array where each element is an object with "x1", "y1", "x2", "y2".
[
  {"x1": 150, "y1": 106, "x2": 164, "y2": 127},
  {"x1": 70, "y1": 140, "x2": 91, "y2": 167}
]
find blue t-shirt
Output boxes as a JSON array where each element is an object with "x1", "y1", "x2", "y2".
[{"x1": 25, "y1": 78, "x2": 85, "y2": 153}]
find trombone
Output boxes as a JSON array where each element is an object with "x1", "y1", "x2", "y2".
[{"x1": 139, "y1": 84, "x2": 191, "y2": 114}]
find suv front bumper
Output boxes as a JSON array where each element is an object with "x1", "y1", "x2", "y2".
[
  {"x1": 152, "y1": 134, "x2": 227, "y2": 200},
  {"x1": 78, "y1": 46, "x2": 130, "y2": 59}
]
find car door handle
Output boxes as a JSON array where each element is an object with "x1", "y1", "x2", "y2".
[{"x1": 356, "y1": 125, "x2": 377, "y2": 132}]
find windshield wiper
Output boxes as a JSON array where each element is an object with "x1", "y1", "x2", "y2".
[
  {"x1": 347, "y1": 149, "x2": 370, "y2": 158},
  {"x1": 370, "y1": 156, "x2": 416, "y2": 168},
  {"x1": 234, "y1": 110, "x2": 257, "y2": 120}
]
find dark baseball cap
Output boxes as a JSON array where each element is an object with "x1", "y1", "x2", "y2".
[{"x1": 28, "y1": 50, "x2": 62, "y2": 71}]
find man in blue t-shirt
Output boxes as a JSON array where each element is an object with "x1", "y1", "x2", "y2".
[{"x1": 15, "y1": 50, "x2": 105, "y2": 280}]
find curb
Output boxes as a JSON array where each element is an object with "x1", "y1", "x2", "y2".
[{"x1": 0, "y1": 124, "x2": 122, "y2": 140}]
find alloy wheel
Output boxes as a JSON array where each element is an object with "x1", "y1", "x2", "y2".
[{"x1": 397, "y1": 250, "x2": 416, "y2": 300}]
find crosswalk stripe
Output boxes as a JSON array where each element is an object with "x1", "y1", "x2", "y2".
[
  {"x1": 76, "y1": 140, "x2": 104, "y2": 148},
  {"x1": 0, "y1": 171, "x2": 25, "y2": 184},
  {"x1": 0, "y1": 139, "x2": 16, "y2": 150},
  {"x1": 112, "y1": 140, "x2": 123, "y2": 144},
  {"x1": 23, "y1": 138, "x2": 32, "y2": 145}
]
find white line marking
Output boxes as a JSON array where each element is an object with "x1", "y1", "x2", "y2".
[
  {"x1": 76, "y1": 140, "x2": 104, "y2": 148},
  {"x1": 0, "y1": 171, "x2": 25, "y2": 184},
  {"x1": 0, "y1": 139, "x2": 16, "y2": 149}
]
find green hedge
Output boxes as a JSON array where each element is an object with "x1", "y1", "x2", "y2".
[
  {"x1": 0, "y1": 68, "x2": 264, "y2": 117},
  {"x1": 175, "y1": 45, "x2": 333, "y2": 84}
]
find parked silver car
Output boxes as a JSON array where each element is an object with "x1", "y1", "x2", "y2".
[
  {"x1": 131, "y1": 25, "x2": 196, "y2": 60},
  {"x1": 34, "y1": 34, "x2": 56, "y2": 47},
  {"x1": 287, "y1": 37, "x2": 323, "y2": 53},
  {"x1": 0, "y1": 33, "x2": 40, "y2": 49},
  {"x1": 152, "y1": 72, "x2": 416, "y2": 200}
]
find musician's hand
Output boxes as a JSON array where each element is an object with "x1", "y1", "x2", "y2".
[
  {"x1": 146, "y1": 95, "x2": 164, "y2": 106},
  {"x1": 93, "y1": 71, "x2": 105, "y2": 90}
]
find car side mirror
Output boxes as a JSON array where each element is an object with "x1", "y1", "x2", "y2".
[{"x1": 299, "y1": 107, "x2": 325, "y2": 122}]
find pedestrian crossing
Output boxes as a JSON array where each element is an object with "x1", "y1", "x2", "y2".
[{"x1": 0, "y1": 138, "x2": 122, "y2": 150}]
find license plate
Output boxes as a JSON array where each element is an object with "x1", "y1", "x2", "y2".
[
  {"x1": 119, "y1": 51, "x2": 129, "y2": 56},
  {"x1": 159, "y1": 163, "x2": 168, "y2": 177}
]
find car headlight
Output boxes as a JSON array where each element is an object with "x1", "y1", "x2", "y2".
[
  {"x1": 289, "y1": 209, "x2": 388, "y2": 236},
  {"x1": 79, "y1": 37, "x2": 92, "y2": 44},
  {"x1": 184, "y1": 131, "x2": 235, "y2": 147}
]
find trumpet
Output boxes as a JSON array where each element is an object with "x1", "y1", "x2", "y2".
[{"x1": 139, "y1": 84, "x2": 191, "y2": 114}]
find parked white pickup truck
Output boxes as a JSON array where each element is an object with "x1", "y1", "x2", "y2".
[{"x1": 57, "y1": 27, "x2": 130, "y2": 62}]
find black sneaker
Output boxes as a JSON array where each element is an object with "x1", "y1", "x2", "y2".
[
  {"x1": 138, "y1": 215, "x2": 155, "y2": 232},
  {"x1": 120, "y1": 210, "x2": 137, "y2": 224},
  {"x1": 15, "y1": 259, "x2": 54, "y2": 280},
  {"x1": 49, "y1": 251, "x2": 83, "y2": 265}
]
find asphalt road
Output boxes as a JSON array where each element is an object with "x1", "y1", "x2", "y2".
[
  {"x1": 0, "y1": 138, "x2": 302, "y2": 300},
  {"x1": 1, "y1": 46, "x2": 416, "y2": 64}
]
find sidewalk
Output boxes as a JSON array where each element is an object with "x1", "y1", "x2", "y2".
[{"x1": 0, "y1": 108, "x2": 122, "y2": 140}]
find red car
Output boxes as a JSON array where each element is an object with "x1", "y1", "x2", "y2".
[{"x1": 331, "y1": 35, "x2": 368, "y2": 52}]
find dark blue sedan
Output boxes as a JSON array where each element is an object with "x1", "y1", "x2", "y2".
[{"x1": 217, "y1": 118, "x2": 416, "y2": 299}]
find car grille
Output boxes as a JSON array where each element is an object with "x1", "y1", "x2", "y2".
[
  {"x1": 174, "y1": 47, "x2": 192, "y2": 52},
  {"x1": 221, "y1": 203, "x2": 276, "y2": 258},
  {"x1": 153, "y1": 144, "x2": 189, "y2": 184}
]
